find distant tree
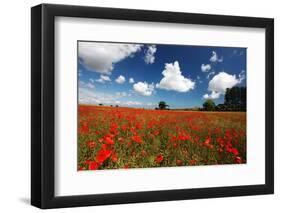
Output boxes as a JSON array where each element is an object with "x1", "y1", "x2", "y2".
[
  {"x1": 155, "y1": 107, "x2": 159, "y2": 110},
  {"x1": 99, "y1": 103, "x2": 103, "y2": 106},
  {"x1": 158, "y1": 101, "x2": 169, "y2": 110},
  {"x1": 115, "y1": 105, "x2": 119, "y2": 107},
  {"x1": 203, "y1": 99, "x2": 216, "y2": 111},
  {"x1": 110, "y1": 105, "x2": 113, "y2": 107}
]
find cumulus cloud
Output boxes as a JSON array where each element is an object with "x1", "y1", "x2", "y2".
[
  {"x1": 125, "y1": 101, "x2": 142, "y2": 106},
  {"x1": 78, "y1": 42, "x2": 142, "y2": 74},
  {"x1": 129, "y1": 78, "x2": 135, "y2": 83},
  {"x1": 115, "y1": 75, "x2": 126, "y2": 84},
  {"x1": 201, "y1": 64, "x2": 211, "y2": 72},
  {"x1": 144, "y1": 45, "x2": 157, "y2": 64},
  {"x1": 203, "y1": 91, "x2": 220, "y2": 100},
  {"x1": 79, "y1": 80, "x2": 95, "y2": 89},
  {"x1": 156, "y1": 61, "x2": 195, "y2": 92},
  {"x1": 133, "y1": 81, "x2": 155, "y2": 96},
  {"x1": 96, "y1": 75, "x2": 111, "y2": 83},
  {"x1": 203, "y1": 71, "x2": 245, "y2": 99},
  {"x1": 210, "y1": 51, "x2": 223, "y2": 63}
]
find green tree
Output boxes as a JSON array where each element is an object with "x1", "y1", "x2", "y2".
[
  {"x1": 158, "y1": 101, "x2": 169, "y2": 110},
  {"x1": 224, "y1": 87, "x2": 246, "y2": 111},
  {"x1": 203, "y1": 99, "x2": 216, "y2": 111}
]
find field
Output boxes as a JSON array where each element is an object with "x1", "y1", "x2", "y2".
[{"x1": 78, "y1": 105, "x2": 246, "y2": 171}]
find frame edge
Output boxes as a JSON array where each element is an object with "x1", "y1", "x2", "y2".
[{"x1": 31, "y1": 4, "x2": 43, "y2": 208}]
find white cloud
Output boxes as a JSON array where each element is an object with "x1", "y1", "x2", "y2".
[
  {"x1": 203, "y1": 91, "x2": 220, "y2": 100},
  {"x1": 79, "y1": 81, "x2": 95, "y2": 89},
  {"x1": 208, "y1": 72, "x2": 241, "y2": 93},
  {"x1": 238, "y1": 70, "x2": 246, "y2": 83},
  {"x1": 156, "y1": 61, "x2": 195, "y2": 92},
  {"x1": 133, "y1": 81, "x2": 155, "y2": 96},
  {"x1": 144, "y1": 45, "x2": 157, "y2": 64},
  {"x1": 203, "y1": 71, "x2": 245, "y2": 99},
  {"x1": 89, "y1": 78, "x2": 94, "y2": 83},
  {"x1": 78, "y1": 42, "x2": 142, "y2": 74},
  {"x1": 96, "y1": 75, "x2": 111, "y2": 83},
  {"x1": 206, "y1": 71, "x2": 215, "y2": 79},
  {"x1": 79, "y1": 88, "x2": 127, "y2": 105},
  {"x1": 201, "y1": 64, "x2": 211, "y2": 72},
  {"x1": 210, "y1": 51, "x2": 223, "y2": 63},
  {"x1": 129, "y1": 78, "x2": 135, "y2": 83},
  {"x1": 115, "y1": 75, "x2": 126, "y2": 84},
  {"x1": 87, "y1": 83, "x2": 95, "y2": 89},
  {"x1": 125, "y1": 101, "x2": 142, "y2": 106},
  {"x1": 79, "y1": 87, "x2": 145, "y2": 107},
  {"x1": 115, "y1": 92, "x2": 127, "y2": 98}
]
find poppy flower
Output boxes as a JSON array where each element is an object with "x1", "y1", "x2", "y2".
[
  {"x1": 104, "y1": 136, "x2": 114, "y2": 145},
  {"x1": 155, "y1": 154, "x2": 164, "y2": 163},
  {"x1": 96, "y1": 149, "x2": 112, "y2": 163},
  {"x1": 189, "y1": 159, "x2": 197, "y2": 165},
  {"x1": 79, "y1": 124, "x2": 89, "y2": 134},
  {"x1": 89, "y1": 161, "x2": 99, "y2": 170},
  {"x1": 204, "y1": 138, "x2": 210, "y2": 145},
  {"x1": 84, "y1": 160, "x2": 91, "y2": 165},
  {"x1": 131, "y1": 135, "x2": 143, "y2": 144},
  {"x1": 176, "y1": 159, "x2": 183, "y2": 166},
  {"x1": 111, "y1": 152, "x2": 118, "y2": 162},
  {"x1": 86, "y1": 140, "x2": 96, "y2": 149},
  {"x1": 231, "y1": 148, "x2": 239, "y2": 156},
  {"x1": 235, "y1": 156, "x2": 242, "y2": 163}
]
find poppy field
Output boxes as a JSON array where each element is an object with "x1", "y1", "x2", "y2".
[{"x1": 78, "y1": 105, "x2": 246, "y2": 171}]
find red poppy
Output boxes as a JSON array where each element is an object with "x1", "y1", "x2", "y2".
[
  {"x1": 153, "y1": 130, "x2": 160, "y2": 136},
  {"x1": 104, "y1": 136, "x2": 114, "y2": 145},
  {"x1": 155, "y1": 154, "x2": 164, "y2": 163},
  {"x1": 84, "y1": 160, "x2": 91, "y2": 165},
  {"x1": 96, "y1": 149, "x2": 112, "y2": 163},
  {"x1": 176, "y1": 159, "x2": 183, "y2": 166},
  {"x1": 189, "y1": 159, "x2": 197, "y2": 165},
  {"x1": 235, "y1": 156, "x2": 242, "y2": 163},
  {"x1": 204, "y1": 138, "x2": 210, "y2": 145},
  {"x1": 131, "y1": 135, "x2": 143, "y2": 144},
  {"x1": 111, "y1": 152, "x2": 118, "y2": 162},
  {"x1": 86, "y1": 140, "x2": 96, "y2": 149},
  {"x1": 231, "y1": 148, "x2": 239, "y2": 156},
  {"x1": 89, "y1": 161, "x2": 99, "y2": 170},
  {"x1": 79, "y1": 124, "x2": 89, "y2": 134}
]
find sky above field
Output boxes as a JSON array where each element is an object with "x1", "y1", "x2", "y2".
[{"x1": 78, "y1": 41, "x2": 246, "y2": 109}]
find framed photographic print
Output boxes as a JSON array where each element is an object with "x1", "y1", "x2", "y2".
[{"x1": 31, "y1": 3, "x2": 274, "y2": 209}]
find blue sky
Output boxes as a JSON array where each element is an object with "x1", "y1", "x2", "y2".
[{"x1": 78, "y1": 41, "x2": 246, "y2": 109}]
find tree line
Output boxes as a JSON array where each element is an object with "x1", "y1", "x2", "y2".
[
  {"x1": 156, "y1": 86, "x2": 246, "y2": 112},
  {"x1": 202, "y1": 87, "x2": 246, "y2": 111}
]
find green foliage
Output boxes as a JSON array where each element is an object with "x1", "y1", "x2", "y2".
[
  {"x1": 202, "y1": 87, "x2": 246, "y2": 112},
  {"x1": 224, "y1": 87, "x2": 246, "y2": 111},
  {"x1": 203, "y1": 99, "x2": 216, "y2": 111},
  {"x1": 158, "y1": 101, "x2": 169, "y2": 110}
]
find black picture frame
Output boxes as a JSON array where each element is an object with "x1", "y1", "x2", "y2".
[{"x1": 31, "y1": 3, "x2": 274, "y2": 209}]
